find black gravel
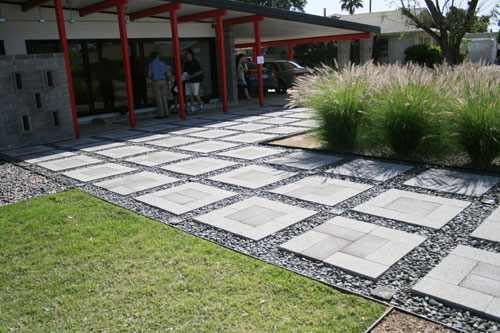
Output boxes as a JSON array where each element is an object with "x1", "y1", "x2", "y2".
[{"x1": 2, "y1": 106, "x2": 500, "y2": 332}]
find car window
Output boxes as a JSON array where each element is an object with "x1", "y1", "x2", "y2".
[
  {"x1": 263, "y1": 63, "x2": 273, "y2": 70},
  {"x1": 289, "y1": 61, "x2": 305, "y2": 69},
  {"x1": 278, "y1": 62, "x2": 295, "y2": 70}
]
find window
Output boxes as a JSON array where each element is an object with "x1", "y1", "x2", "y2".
[{"x1": 0, "y1": 41, "x2": 5, "y2": 55}]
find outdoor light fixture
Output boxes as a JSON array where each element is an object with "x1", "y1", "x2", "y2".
[
  {"x1": 68, "y1": 0, "x2": 76, "y2": 23},
  {"x1": 38, "y1": 7, "x2": 45, "y2": 23}
]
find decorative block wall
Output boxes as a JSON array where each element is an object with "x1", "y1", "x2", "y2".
[{"x1": 0, "y1": 53, "x2": 74, "y2": 151}]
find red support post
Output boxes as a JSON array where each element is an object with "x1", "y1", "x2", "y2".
[
  {"x1": 235, "y1": 33, "x2": 371, "y2": 49},
  {"x1": 117, "y1": 3, "x2": 136, "y2": 128},
  {"x1": 170, "y1": 9, "x2": 185, "y2": 119},
  {"x1": 223, "y1": 15, "x2": 264, "y2": 26},
  {"x1": 288, "y1": 44, "x2": 293, "y2": 61},
  {"x1": 215, "y1": 15, "x2": 228, "y2": 113},
  {"x1": 252, "y1": 46, "x2": 257, "y2": 62},
  {"x1": 53, "y1": 0, "x2": 79, "y2": 138},
  {"x1": 254, "y1": 20, "x2": 264, "y2": 107}
]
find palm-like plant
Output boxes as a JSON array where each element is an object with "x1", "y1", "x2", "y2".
[{"x1": 340, "y1": 0, "x2": 363, "y2": 15}]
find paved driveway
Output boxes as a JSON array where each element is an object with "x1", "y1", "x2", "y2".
[{"x1": 2, "y1": 105, "x2": 500, "y2": 330}]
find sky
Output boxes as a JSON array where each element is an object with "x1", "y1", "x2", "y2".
[{"x1": 304, "y1": 0, "x2": 499, "y2": 30}]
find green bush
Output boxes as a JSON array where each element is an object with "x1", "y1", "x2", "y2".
[
  {"x1": 404, "y1": 44, "x2": 444, "y2": 68},
  {"x1": 302, "y1": 63, "x2": 376, "y2": 149},
  {"x1": 369, "y1": 64, "x2": 444, "y2": 156},
  {"x1": 446, "y1": 64, "x2": 500, "y2": 166}
]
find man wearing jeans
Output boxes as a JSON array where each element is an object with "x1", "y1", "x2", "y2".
[
  {"x1": 183, "y1": 48, "x2": 204, "y2": 113},
  {"x1": 147, "y1": 52, "x2": 170, "y2": 118}
]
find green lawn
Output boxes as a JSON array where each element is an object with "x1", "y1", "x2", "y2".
[{"x1": 0, "y1": 190, "x2": 385, "y2": 331}]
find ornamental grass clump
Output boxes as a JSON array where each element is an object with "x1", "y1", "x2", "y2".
[
  {"x1": 292, "y1": 62, "x2": 378, "y2": 149},
  {"x1": 446, "y1": 63, "x2": 500, "y2": 166},
  {"x1": 369, "y1": 63, "x2": 445, "y2": 156}
]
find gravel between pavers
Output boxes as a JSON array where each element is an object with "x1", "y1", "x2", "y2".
[
  {"x1": 2, "y1": 107, "x2": 500, "y2": 332},
  {"x1": 0, "y1": 160, "x2": 67, "y2": 207}
]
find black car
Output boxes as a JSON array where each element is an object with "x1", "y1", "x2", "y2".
[{"x1": 263, "y1": 60, "x2": 313, "y2": 94}]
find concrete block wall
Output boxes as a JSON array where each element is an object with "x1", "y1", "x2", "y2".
[{"x1": 0, "y1": 53, "x2": 74, "y2": 151}]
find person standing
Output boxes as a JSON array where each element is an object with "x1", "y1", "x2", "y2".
[
  {"x1": 182, "y1": 48, "x2": 204, "y2": 113},
  {"x1": 147, "y1": 51, "x2": 170, "y2": 118},
  {"x1": 236, "y1": 54, "x2": 252, "y2": 100}
]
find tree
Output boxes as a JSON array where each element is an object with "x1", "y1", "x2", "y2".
[
  {"x1": 238, "y1": 0, "x2": 307, "y2": 12},
  {"x1": 400, "y1": 1, "x2": 480, "y2": 64},
  {"x1": 340, "y1": 0, "x2": 364, "y2": 15}
]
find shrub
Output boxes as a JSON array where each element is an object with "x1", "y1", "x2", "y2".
[
  {"x1": 297, "y1": 63, "x2": 378, "y2": 149},
  {"x1": 368, "y1": 64, "x2": 444, "y2": 156},
  {"x1": 446, "y1": 64, "x2": 500, "y2": 166},
  {"x1": 404, "y1": 44, "x2": 444, "y2": 68}
]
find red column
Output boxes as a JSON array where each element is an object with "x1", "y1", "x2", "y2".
[
  {"x1": 53, "y1": 0, "x2": 80, "y2": 138},
  {"x1": 288, "y1": 44, "x2": 293, "y2": 61},
  {"x1": 253, "y1": 20, "x2": 264, "y2": 107},
  {"x1": 252, "y1": 46, "x2": 257, "y2": 62},
  {"x1": 117, "y1": 3, "x2": 136, "y2": 128},
  {"x1": 170, "y1": 9, "x2": 185, "y2": 119},
  {"x1": 215, "y1": 15, "x2": 228, "y2": 113}
]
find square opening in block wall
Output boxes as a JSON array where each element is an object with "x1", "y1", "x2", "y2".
[
  {"x1": 52, "y1": 111, "x2": 60, "y2": 127},
  {"x1": 12, "y1": 72, "x2": 23, "y2": 90},
  {"x1": 21, "y1": 115, "x2": 31, "y2": 132},
  {"x1": 33, "y1": 92, "x2": 42, "y2": 110},
  {"x1": 44, "y1": 70, "x2": 55, "y2": 88}
]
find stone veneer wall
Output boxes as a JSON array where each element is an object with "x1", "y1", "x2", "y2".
[{"x1": 0, "y1": 53, "x2": 74, "y2": 151}]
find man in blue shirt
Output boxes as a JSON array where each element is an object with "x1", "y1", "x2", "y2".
[{"x1": 147, "y1": 52, "x2": 170, "y2": 118}]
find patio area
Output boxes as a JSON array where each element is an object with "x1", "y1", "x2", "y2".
[{"x1": 2, "y1": 104, "x2": 500, "y2": 331}]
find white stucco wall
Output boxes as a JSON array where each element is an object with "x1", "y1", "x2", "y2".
[
  {"x1": 387, "y1": 34, "x2": 418, "y2": 63},
  {"x1": 463, "y1": 34, "x2": 498, "y2": 64},
  {"x1": 0, "y1": 3, "x2": 215, "y2": 55}
]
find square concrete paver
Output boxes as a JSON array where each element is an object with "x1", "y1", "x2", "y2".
[
  {"x1": 353, "y1": 189, "x2": 471, "y2": 229},
  {"x1": 170, "y1": 118, "x2": 212, "y2": 127},
  {"x1": 38, "y1": 155, "x2": 101, "y2": 171},
  {"x1": 125, "y1": 151, "x2": 191, "y2": 167},
  {"x1": 404, "y1": 168, "x2": 500, "y2": 196},
  {"x1": 217, "y1": 147, "x2": 281, "y2": 160},
  {"x1": 190, "y1": 129, "x2": 239, "y2": 139},
  {"x1": 167, "y1": 127, "x2": 207, "y2": 135},
  {"x1": 2, "y1": 145, "x2": 54, "y2": 157},
  {"x1": 234, "y1": 115, "x2": 269, "y2": 122},
  {"x1": 147, "y1": 136, "x2": 200, "y2": 148},
  {"x1": 284, "y1": 112, "x2": 313, "y2": 119},
  {"x1": 204, "y1": 121, "x2": 240, "y2": 128},
  {"x1": 256, "y1": 117, "x2": 299, "y2": 125},
  {"x1": 271, "y1": 176, "x2": 372, "y2": 206},
  {"x1": 74, "y1": 141, "x2": 125, "y2": 152},
  {"x1": 135, "y1": 182, "x2": 237, "y2": 215},
  {"x1": 225, "y1": 123, "x2": 272, "y2": 132},
  {"x1": 195, "y1": 196, "x2": 317, "y2": 240},
  {"x1": 223, "y1": 133, "x2": 276, "y2": 143},
  {"x1": 264, "y1": 111, "x2": 294, "y2": 117},
  {"x1": 95, "y1": 171, "x2": 179, "y2": 195},
  {"x1": 21, "y1": 150, "x2": 76, "y2": 164},
  {"x1": 471, "y1": 206, "x2": 500, "y2": 242},
  {"x1": 412, "y1": 245, "x2": 500, "y2": 321},
  {"x1": 328, "y1": 159, "x2": 413, "y2": 181},
  {"x1": 210, "y1": 165, "x2": 296, "y2": 189},
  {"x1": 260, "y1": 126, "x2": 308, "y2": 135},
  {"x1": 281, "y1": 216, "x2": 426, "y2": 279},
  {"x1": 95, "y1": 146, "x2": 155, "y2": 159},
  {"x1": 127, "y1": 133, "x2": 167, "y2": 143},
  {"x1": 266, "y1": 151, "x2": 342, "y2": 170},
  {"x1": 289, "y1": 119, "x2": 319, "y2": 128},
  {"x1": 161, "y1": 157, "x2": 237, "y2": 176},
  {"x1": 178, "y1": 141, "x2": 239, "y2": 153},
  {"x1": 63, "y1": 163, "x2": 135, "y2": 182}
]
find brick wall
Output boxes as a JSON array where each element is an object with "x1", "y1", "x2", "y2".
[{"x1": 0, "y1": 53, "x2": 74, "y2": 151}]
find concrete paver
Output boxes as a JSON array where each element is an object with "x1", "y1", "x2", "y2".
[
  {"x1": 210, "y1": 165, "x2": 296, "y2": 189},
  {"x1": 328, "y1": 159, "x2": 412, "y2": 181},
  {"x1": 412, "y1": 245, "x2": 500, "y2": 321},
  {"x1": 266, "y1": 151, "x2": 342, "y2": 170},
  {"x1": 471, "y1": 207, "x2": 500, "y2": 242},
  {"x1": 63, "y1": 163, "x2": 135, "y2": 182},
  {"x1": 38, "y1": 155, "x2": 102, "y2": 171},
  {"x1": 161, "y1": 157, "x2": 237, "y2": 176},
  {"x1": 95, "y1": 171, "x2": 179, "y2": 195}
]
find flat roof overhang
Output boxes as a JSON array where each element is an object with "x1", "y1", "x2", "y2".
[{"x1": 11, "y1": 0, "x2": 380, "y2": 43}]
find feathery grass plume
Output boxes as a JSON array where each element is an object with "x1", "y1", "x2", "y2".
[
  {"x1": 292, "y1": 61, "x2": 381, "y2": 149},
  {"x1": 445, "y1": 62, "x2": 500, "y2": 166},
  {"x1": 367, "y1": 62, "x2": 446, "y2": 156}
]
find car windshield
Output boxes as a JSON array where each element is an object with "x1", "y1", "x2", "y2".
[{"x1": 278, "y1": 62, "x2": 295, "y2": 70}]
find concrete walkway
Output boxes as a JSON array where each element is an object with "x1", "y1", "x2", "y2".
[{"x1": 2, "y1": 105, "x2": 500, "y2": 330}]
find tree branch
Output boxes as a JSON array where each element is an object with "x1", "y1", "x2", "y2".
[{"x1": 400, "y1": 6, "x2": 441, "y2": 40}]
